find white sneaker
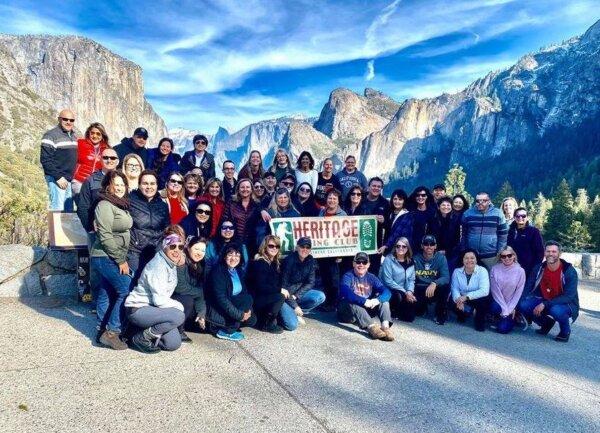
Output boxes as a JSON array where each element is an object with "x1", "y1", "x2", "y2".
[{"x1": 297, "y1": 316, "x2": 306, "y2": 325}]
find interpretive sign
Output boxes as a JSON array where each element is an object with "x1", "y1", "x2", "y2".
[{"x1": 269, "y1": 215, "x2": 377, "y2": 258}]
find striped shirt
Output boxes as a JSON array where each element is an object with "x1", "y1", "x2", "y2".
[{"x1": 40, "y1": 125, "x2": 78, "y2": 181}]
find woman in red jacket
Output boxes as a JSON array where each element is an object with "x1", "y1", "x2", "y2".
[
  {"x1": 201, "y1": 178, "x2": 225, "y2": 238},
  {"x1": 72, "y1": 122, "x2": 110, "y2": 195}
]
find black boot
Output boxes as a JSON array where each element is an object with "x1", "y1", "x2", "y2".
[{"x1": 262, "y1": 315, "x2": 283, "y2": 334}]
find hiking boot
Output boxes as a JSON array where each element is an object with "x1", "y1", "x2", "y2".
[
  {"x1": 535, "y1": 318, "x2": 556, "y2": 335},
  {"x1": 367, "y1": 324, "x2": 387, "y2": 340},
  {"x1": 180, "y1": 330, "x2": 192, "y2": 343},
  {"x1": 262, "y1": 321, "x2": 284, "y2": 334},
  {"x1": 381, "y1": 327, "x2": 395, "y2": 342},
  {"x1": 131, "y1": 330, "x2": 160, "y2": 353},
  {"x1": 554, "y1": 333, "x2": 570, "y2": 343},
  {"x1": 99, "y1": 330, "x2": 128, "y2": 351}
]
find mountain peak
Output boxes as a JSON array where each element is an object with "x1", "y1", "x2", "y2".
[{"x1": 582, "y1": 19, "x2": 600, "y2": 42}]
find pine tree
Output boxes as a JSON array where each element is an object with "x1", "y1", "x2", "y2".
[
  {"x1": 573, "y1": 188, "x2": 591, "y2": 221},
  {"x1": 560, "y1": 221, "x2": 592, "y2": 251},
  {"x1": 545, "y1": 179, "x2": 574, "y2": 243},
  {"x1": 443, "y1": 164, "x2": 472, "y2": 202},
  {"x1": 532, "y1": 192, "x2": 552, "y2": 231},
  {"x1": 495, "y1": 180, "x2": 516, "y2": 204},
  {"x1": 589, "y1": 202, "x2": 600, "y2": 252}
]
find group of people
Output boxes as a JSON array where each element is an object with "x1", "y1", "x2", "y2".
[{"x1": 40, "y1": 111, "x2": 580, "y2": 353}]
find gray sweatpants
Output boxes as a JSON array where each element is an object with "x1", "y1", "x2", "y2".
[
  {"x1": 338, "y1": 301, "x2": 392, "y2": 329},
  {"x1": 128, "y1": 306, "x2": 185, "y2": 351}
]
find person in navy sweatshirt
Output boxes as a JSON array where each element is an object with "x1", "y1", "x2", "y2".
[
  {"x1": 518, "y1": 241, "x2": 579, "y2": 342},
  {"x1": 337, "y1": 252, "x2": 394, "y2": 341}
]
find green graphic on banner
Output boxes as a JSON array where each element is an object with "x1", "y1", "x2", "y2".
[{"x1": 269, "y1": 215, "x2": 378, "y2": 258}]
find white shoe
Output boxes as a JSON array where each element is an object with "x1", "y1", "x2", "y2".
[{"x1": 297, "y1": 316, "x2": 306, "y2": 325}]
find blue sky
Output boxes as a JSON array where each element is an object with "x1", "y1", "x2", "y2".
[{"x1": 1, "y1": 0, "x2": 597, "y2": 135}]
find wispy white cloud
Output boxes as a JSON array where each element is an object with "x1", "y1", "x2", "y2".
[{"x1": 365, "y1": 60, "x2": 375, "y2": 81}]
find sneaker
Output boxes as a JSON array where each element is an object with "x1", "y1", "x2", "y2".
[
  {"x1": 297, "y1": 316, "x2": 306, "y2": 326},
  {"x1": 216, "y1": 329, "x2": 244, "y2": 341},
  {"x1": 514, "y1": 312, "x2": 529, "y2": 331},
  {"x1": 262, "y1": 321, "x2": 284, "y2": 334},
  {"x1": 180, "y1": 330, "x2": 192, "y2": 343},
  {"x1": 367, "y1": 324, "x2": 387, "y2": 340},
  {"x1": 381, "y1": 327, "x2": 395, "y2": 342},
  {"x1": 99, "y1": 330, "x2": 128, "y2": 351},
  {"x1": 131, "y1": 331, "x2": 160, "y2": 353},
  {"x1": 554, "y1": 333, "x2": 570, "y2": 343},
  {"x1": 535, "y1": 318, "x2": 556, "y2": 335},
  {"x1": 434, "y1": 316, "x2": 446, "y2": 326}
]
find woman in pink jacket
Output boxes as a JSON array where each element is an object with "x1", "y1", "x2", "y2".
[{"x1": 490, "y1": 246, "x2": 526, "y2": 334}]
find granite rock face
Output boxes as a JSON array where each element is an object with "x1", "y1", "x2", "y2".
[{"x1": 0, "y1": 35, "x2": 167, "y2": 147}]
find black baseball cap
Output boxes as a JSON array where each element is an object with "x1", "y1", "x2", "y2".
[
  {"x1": 422, "y1": 235, "x2": 437, "y2": 245},
  {"x1": 297, "y1": 237, "x2": 312, "y2": 248},
  {"x1": 353, "y1": 252, "x2": 369, "y2": 263},
  {"x1": 263, "y1": 171, "x2": 276, "y2": 179},
  {"x1": 133, "y1": 127, "x2": 148, "y2": 139},
  {"x1": 433, "y1": 184, "x2": 445, "y2": 190}
]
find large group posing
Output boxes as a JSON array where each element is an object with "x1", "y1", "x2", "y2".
[{"x1": 40, "y1": 110, "x2": 580, "y2": 352}]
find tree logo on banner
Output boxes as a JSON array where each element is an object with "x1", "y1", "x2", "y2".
[{"x1": 272, "y1": 221, "x2": 294, "y2": 253}]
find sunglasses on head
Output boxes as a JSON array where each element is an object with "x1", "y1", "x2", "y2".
[
  {"x1": 267, "y1": 244, "x2": 280, "y2": 249},
  {"x1": 60, "y1": 117, "x2": 75, "y2": 122},
  {"x1": 102, "y1": 156, "x2": 118, "y2": 161},
  {"x1": 168, "y1": 244, "x2": 184, "y2": 251},
  {"x1": 354, "y1": 259, "x2": 368, "y2": 265},
  {"x1": 169, "y1": 179, "x2": 183, "y2": 185},
  {"x1": 500, "y1": 253, "x2": 514, "y2": 259}
]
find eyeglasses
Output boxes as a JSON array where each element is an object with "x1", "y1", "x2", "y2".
[
  {"x1": 221, "y1": 225, "x2": 235, "y2": 231},
  {"x1": 168, "y1": 244, "x2": 184, "y2": 251},
  {"x1": 395, "y1": 244, "x2": 408, "y2": 249},
  {"x1": 299, "y1": 187, "x2": 311, "y2": 193},
  {"x1": 350, "y1": 192, "x2": 362, "y2": 196},
  {"x1": 102, "y1": 156, "x2": 118, "y2": 161},
  {"x1": 227, "y1": 251, "x2": 241, "y2": 257},
  {"x1": 500, "y1": 254, "x2": 514, "y2": 259},
  {"x1": 354, "y1": 259, "x2": 368, "y2": 265},
  {"x1": 515, "y1": 214, "x2": 527, "y2": 219},
  {"x1": 267, "y1": 244, "x2": 280, "y2": 249},
  {"x1": 60, "y1": 117, "x2": 75, "y2": 122},
  {"x1": 169, "y1": 179, "x2": 184, "y2": 185}
]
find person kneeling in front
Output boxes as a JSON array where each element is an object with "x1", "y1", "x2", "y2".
[
  {"x1": 124, "y1": 232, "x2": 186, "y2": 353},
  {"x1": 518, "y1": 241, "x2": 579, "y2": 342},
  {"x1": 338, "y1": 252, "x2": 394, "y2": 341},
  {"x1": 279, "y1": 237, "x2": 326, "y2": 330},
  {"x1": 206, "y1": 243, "x2": 257, "y2": 341}
]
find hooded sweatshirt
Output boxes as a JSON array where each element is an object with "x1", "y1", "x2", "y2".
[
  {"x1": 413, "y1": 252, "x2": 449, "y2": 290},
  {"x1": 490, "y1": 262, "x2": 526, "y2": 316}
]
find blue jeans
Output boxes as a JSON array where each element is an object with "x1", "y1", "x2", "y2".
[
  {"x1": 92, "y1": 256, "x2": 131, "y2": 333},
  {"x1": 45, "y1": 175, "x2": 73, "y2": 211},
  {"x1": 519, "y1": 296, "x2": 572, "y2": 335},
  {"x1": 490, "y1": 299, "x2": 514, "y2": 334},
  {"x1": 279, "y1": 289, "x2": 326, "y2": 331}
]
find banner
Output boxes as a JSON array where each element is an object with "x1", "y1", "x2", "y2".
[{"x1": 269, "y1": 215, "x2": 378, "y2": 258}]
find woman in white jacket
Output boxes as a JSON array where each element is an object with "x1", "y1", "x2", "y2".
[
  {"x1": 125, "y1": 230, "x2": 186, "y2": 352},
  {"x1": 451, "y1": 249, "x2": 490, "y2": 332}
]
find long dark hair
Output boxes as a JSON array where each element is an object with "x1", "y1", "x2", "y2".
[
  {"x1": 219, "y1": 241, "x2": 245, "y2": 270},
  {"x1": 185, "y1": 236, "x2": 207, "y2": 281},
  {"x1": 452, "y1": 194, "x2": 470, "y2": 212},
  {"x1": 408, "y1": 186, "x2": 436, "y2": 211},
  {"x1": 296, "y1": 151, "x2": 315, "y2": 170},
  {"x1": 390, "y1": 188, "x2": 409, "y2": 212},
  {"x1": 99, "y1": 169, "x2": 129, "y2": 209}
]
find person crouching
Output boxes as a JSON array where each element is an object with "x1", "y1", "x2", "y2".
[{"x1": 124, "y1": 231, "x2": 186, "y2": 353}]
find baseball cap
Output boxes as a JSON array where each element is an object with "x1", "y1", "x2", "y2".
[
  {"x1": 353, "y1": 252, "x2": 369, "y2": 263},
  {"x1": 422, "y1": 235, "x2": 437, "y2": 245},
  {"x1": 433, "y1": 183, "x2": 445, "y2": 190},
  {"x1": 133, "y1": 127, "x2": 148, "y2": 139},
  {"x1": 263, "y1": 171, "x2": 276, "y2": 179},
  {"x1": 297, "y1": 237, "x2": 312, "y2": 248}
]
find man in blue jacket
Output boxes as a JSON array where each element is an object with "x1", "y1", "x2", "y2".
[
  {"x1": 518, "y1": 241, "x2": 579, "y2": 342},
  {"x1": 338, "y1": 252, "x2": 394, "y2": 341}
]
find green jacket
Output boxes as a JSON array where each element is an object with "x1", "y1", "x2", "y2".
[{"x1": 91, "y1": 199, "x2": 132, "y2": 264}]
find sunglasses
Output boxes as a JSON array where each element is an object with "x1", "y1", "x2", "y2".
[
  {"x1": 221, "y1": 225, "x2": 235, "y2": 231},
  {"x1": 169, "y1": 179, "x2": 184, "y2": 185},
  {"x1": 422, "y1": 242, "x2": 436, "y2": 247},
  {"x1": 126, "y1": 164, "x2": 141, "y2": 169},
  {"x1": 253, "y1": 185, "x2": 265, "y2": 189},
  {"x1": 102, "y1": 156, "x2": 118, "y2": 161},
  {"x1": 196, "y1": 208, "x2": 212, "y2": 215},
  {"x1": 298, "y1": 245, "x2": 311, "y2": 249},
  {"x1": 267, "y1": 244, "x2": 280, "y2": 249},
  {"x1": 515, "y1": 214, "x2": 527, "y2": 219},
  {"x1": 195, "y1": 141, "x2": 208, "y2": 146},
  {"x1": 168, "y1": 244, "x2": 184, "y2": 251},
  {"x1": 350, "y1": 192, "x2": 362, "y2": 196},
  {"x1": 299, "y1": 187, "x2": 311, "y2": 193},
  {"x1": 416, "y1": 193, "x2": 427, "y2": 197},
  {"x1": 60, "y1": 117, "x2": 75, "y2": 122},
  {"x1": 395, "y1": 244, "x2": 408, "y2": 249},
  {"x1": 476, "y1": 199, "x2": 489, "y2": 203},
  {"x1": 500, "y1": 254, "x2": 514, "y2": 259},
  {"x1": 354, "y1": 259, "x2": 368, "y2": 265},
  {"x1": 282, "y1": 182, "x2": 294, "y2": 187},
  {"x1": 89, "y1": 131, "x2": 103, "y2": 137}
]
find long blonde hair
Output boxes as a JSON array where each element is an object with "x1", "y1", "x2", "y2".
[
  {"x1": 256, "y1": 235, "x2": 281, "y2": 270},
  {"x1": 393, "y1": 236, "x2": 413, "y2": 264}
]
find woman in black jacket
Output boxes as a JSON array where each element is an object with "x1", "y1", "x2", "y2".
[
  {"x1": 127, "y1": 170, "x2": 170, "y2": 280},
  {"x1": 430, "y1": 196, "x2": 461, "y2": 272},
  {"x1": 407, "y1": 186, "x2": 436, "y2": 252},
  {"x1": 246, "y1": 235, "x2": 286, "y2": 334},
  {"x1": 179, "y1": 199, "x2": 213, "y2": 240},
  {"x1": 293, "y1": 182, "x2": 320, "y2": 217},
  {"x1": 206, "y1": 243, "x2": 257, "y2": 341},
  {"x1": 172, "y1": 236, "x2": 208, "y2": 343}
]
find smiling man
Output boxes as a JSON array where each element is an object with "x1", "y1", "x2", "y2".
[
  {"x1": 40, "y1": 109, "x2": 79, "y2": 211},
  {"x1": 114, "y1": 127, "x2": 150, "y2": 168}
]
